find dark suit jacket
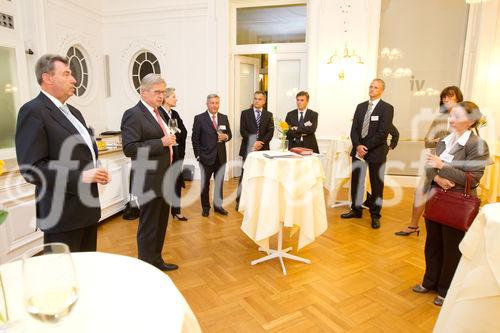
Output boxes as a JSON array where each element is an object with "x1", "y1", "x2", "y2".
[
  {"x1": 239, "y1": 108, "x2": 274, "y2": 159},
  {"x1": 285, "y1": 109, "x2": 319, "y2": 153},
  {"x1": 424, "y1": 132, "x2": 490, "y2": 194},
  {"x1": 121, "y1": 101, "x2": 172, "y2": 198},
  {"x1": 15, "y1": 92, "x2": 100, "y2": 233},
  {"x1": 160, "y1": 107, "x2": 187, "y2": 160},
  {"x1": 192, "y1": 111, "x2": 232, "y2": 166},
  {"x1": 350, "y1": 99, "x2": 394, "y2": 163},
  {"x1": 389, "y1": 124, "x2": 399, "y2": 150}
]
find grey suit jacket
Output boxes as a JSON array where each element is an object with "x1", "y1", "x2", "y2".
[{"x1": 424, "y1": 132, "x2": 491, "y2": 195}]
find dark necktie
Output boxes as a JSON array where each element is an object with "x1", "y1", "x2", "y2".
[{"x1": 298, "y1": 111, "x2": 304, "y2": 127}]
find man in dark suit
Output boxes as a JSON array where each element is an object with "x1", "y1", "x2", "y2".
[
  {"x1": 121, "y1": 73, "x2": 178, "y2": 271},
  {"x1": 363, "y1": 123, "x2": 399, "y2": 209},
  {"x1": 285, "y1": 91, "x2": 319, "y2": 153},
  {"x1": 236, "y1": 91, "x2": 274, "y2": 209},
  {"x1": 192, "y1": 94, "x2": 232, "y2": 217},
  {"x1": 160, "y1": 87, "x2": 188, "y2": 221},
  {"x1": 15, "y1": 54, "x2": 110, "y2": 252},
  {"x1": 341, "y1": 78, "x2": 394, "y2": 229}
]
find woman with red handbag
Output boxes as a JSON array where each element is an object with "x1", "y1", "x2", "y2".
[
  {"x1": 395, "y1": 86, "x2": 463, "y2": 236},
  {"x1": 412, "y1": 101, "x2": 491, "y2": 306}
]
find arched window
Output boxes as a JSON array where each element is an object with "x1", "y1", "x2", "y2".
[
  {"x1": 131, "y1": 51, "x2": 161, "y2": 93},
  {"x1": 66, "y1": 46, "x2": 89, "y2": 97}
]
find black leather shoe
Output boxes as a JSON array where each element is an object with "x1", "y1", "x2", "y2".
[
  {"x1": 202, "y1": 208, "x2": 209, "y2": 217},
  {"x1": 155, "y1": 262, "x2": 179, "y2": 271},
  {"x1": 371, "y1": 218, "x2": 381, "y2": 229},
  {"x1": 340, "y1": 210, "x2": 362, "y2": 219},
  {"x1": 214, "y1": 207, "x2": 228, "y2": 215},
  {"x1": 172, "y1": 214, "x2": 188, "y2": 221}
]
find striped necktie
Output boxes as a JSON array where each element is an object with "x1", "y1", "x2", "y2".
[
  {"x1": 255, "y1": 109, "x2": 261, "y2": 136},
  {"x1": 361, "y1": 102, "x2": 374, "y2": 138}
]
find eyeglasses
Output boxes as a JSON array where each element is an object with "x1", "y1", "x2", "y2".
[{"x1": 151, "y1": 90, "x2": 167, "y2": 95}]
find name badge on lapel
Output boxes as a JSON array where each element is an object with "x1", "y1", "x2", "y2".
[
  {"x1": 219, "y1": 125, "x2": 227, "y2": 130},
  {"x1": 371, "y1": 116, "x2": 379, "y2": 121},
  {"x1": 439, "y1": 152, "x2": 454, "y2": 163}
]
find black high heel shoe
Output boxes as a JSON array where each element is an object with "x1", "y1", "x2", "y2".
[
  {"x1": 395, "y1": 226, "x2": 419, "y2": 236},
  {"x1": 172, "y1": 214, "x2": 188, "y2": 221}
]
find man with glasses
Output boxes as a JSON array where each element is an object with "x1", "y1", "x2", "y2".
[{"x1": 121, "y1": 73, "x2": 178, "y2": 271}]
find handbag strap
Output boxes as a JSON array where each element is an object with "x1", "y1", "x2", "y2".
[{"x1": 464, "y1": 171, "x2": 473, "y2": 197}]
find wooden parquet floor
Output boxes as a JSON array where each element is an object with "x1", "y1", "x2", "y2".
[{"x1": 97, "y1": 179, "x2": 441, "y2": 332}]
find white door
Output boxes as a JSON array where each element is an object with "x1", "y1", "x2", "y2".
[
  {"x1": 233, "y1": 55, "x2": 260, "y2": 177},
  {"x1": 267, "y1": 53, "x2": 307, "y2": 121}
]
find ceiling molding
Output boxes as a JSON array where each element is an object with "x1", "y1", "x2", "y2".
[{"x1": 102, "y1": 3, "x2": 208, "y2": 24}]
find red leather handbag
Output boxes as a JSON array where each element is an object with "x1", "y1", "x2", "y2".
[{"x1": 423, "y1": 172, "x2": 480, "y2": 231}]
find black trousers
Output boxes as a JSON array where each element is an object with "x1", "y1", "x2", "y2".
[
  {"x1": 350, "y1": 158, "x2": 386, "y2": 218},
  {"x1": 137, "y1": 196, "x2": 170, "y2": 265},
  {"x1": 44, "y1": 224, "x2": 98, "y2": 252},
  {"x1": 169, "y1": 158, "x2": 184, "y2": 216},
  {"x1": 200, "y1": 160, "x2": 225, "y2": 210},
  {"x1": 422, "y1": 219, "x2": 465, "y2": 297}
]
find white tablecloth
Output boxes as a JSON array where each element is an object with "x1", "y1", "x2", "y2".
[
  {"x1": 0, "y1": 252, "x2": 201, "y2": 333},
  {"x1": 323, "y1": 138, "x2": 352, "y2": 206},
  {"x1": 434, "y1": 203, "x2": 500, "y2": 332},
  {"x1": 240, "y1": 151, "x2": 328, "y2": 250}
]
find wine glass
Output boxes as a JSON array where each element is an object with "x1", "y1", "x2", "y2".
[
  {"x1": 168, "y1": 119, "x2": 179, "y2": 146},
  {"x1": 22, "y1": 243, "x2": 78, "y2": 323},
  {"x1": 217, "y1": 125, "x2": 225, "y2": 143}
]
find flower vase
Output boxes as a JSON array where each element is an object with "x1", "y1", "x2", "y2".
[{"x1": 280, "y1": 138, "x2": 288, "y2": 152}]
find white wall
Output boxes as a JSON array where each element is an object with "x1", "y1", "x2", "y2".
[
  {"x1": 307, "y1": 0, "x2": 382, "y2": 140},
  {"x1": 21, "y1": 0, "x2": 107, "y2": 134}
]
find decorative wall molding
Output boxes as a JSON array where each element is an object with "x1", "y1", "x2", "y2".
[
  {"x1": 119, "y1": 38, "x2": 168, "y2": 102},
  {"x1": 47, "y1": 0, "x2": 102, "y2": 24},
  {"x1": 102, "y1": 3, "x2": 208, "y2": 24}
]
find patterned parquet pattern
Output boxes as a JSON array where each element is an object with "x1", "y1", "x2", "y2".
[{"x1": 97, "y1": 179, "x2": 441, "y2": 332}]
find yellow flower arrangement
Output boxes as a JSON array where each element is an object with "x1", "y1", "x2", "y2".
[{"x1": 275, "y1": 119, "x2": 289, "y2": 138}]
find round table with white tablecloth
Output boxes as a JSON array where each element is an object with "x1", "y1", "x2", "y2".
[
  {"x1": 239, "y1": 151, "x2": 328, "y2": 268},
  {"x1": 0, "y1": 252, "x2": 201, "y2": 333},
  {"x1": 323, "y1": 138, "x2": 352, "y2": 207},
  {"x1": 433, "y1": 203, "x2": 500, "y2": 332}
]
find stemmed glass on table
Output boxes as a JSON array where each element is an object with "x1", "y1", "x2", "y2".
[{"x1": 22, "y1": 243, "x2": 78, "y2": 324}]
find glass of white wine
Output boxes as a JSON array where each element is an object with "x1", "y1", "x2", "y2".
[
  {"x1": 22, "y1": 243, "x2": 78, "y2": 324},
  {"x1": 168, "y1": 119, "x2": 179, "y2": 146}
]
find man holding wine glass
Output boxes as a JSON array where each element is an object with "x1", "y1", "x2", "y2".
[
  {"x1": 121, "y1": 74, "x2": 178, "y2": 271},
  {"x1": 192, "y1": 94, "x2": 232, "y2": 217},
  {"x1": 160, "y1": 88, "x2": 189, "y2": 221}
]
